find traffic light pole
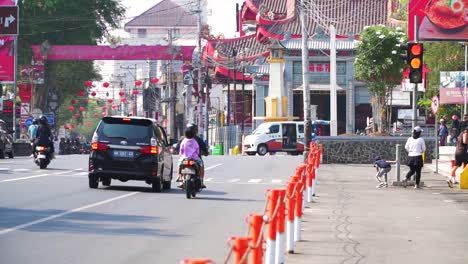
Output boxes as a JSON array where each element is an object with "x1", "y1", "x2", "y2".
[{"x1": 412, "y1": 15, "x2": 419, "y2": 130}]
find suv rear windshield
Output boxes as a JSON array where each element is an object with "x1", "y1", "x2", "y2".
[{"x1": 97, "y1": 117, "x2": 153, "y2": 144}]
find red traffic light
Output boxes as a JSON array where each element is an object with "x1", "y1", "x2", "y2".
[{"x1": 410, "y1": 44, "x2": 422, "y2": 56}]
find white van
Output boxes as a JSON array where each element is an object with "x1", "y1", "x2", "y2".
[{"x1": 243, "y1": 121, "x2": 305, "y2": 156}]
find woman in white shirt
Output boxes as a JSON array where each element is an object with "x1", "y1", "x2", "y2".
[{"x1": 404, "y1": 126, "x2": 426, "y2": 188}]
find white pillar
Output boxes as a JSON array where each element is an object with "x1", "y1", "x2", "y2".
[
  {"x1": 286, "y1": 220, "x2": 294, "y2": 253},
  {"x1": 275, "y1": 232, "x2": 285, "y2": 264},
  {"x1": 330, "y1": 25, "x2": 338, "y2": 136}
]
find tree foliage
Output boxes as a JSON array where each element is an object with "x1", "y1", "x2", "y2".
[
  {"x1": 354, "y1": 25, "x2": 407, "y2": 132},
  {"x1": 17, "y1": 0, "x2": 125, "y2": 131}
]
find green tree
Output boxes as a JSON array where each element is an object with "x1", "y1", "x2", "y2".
[
  {"x1": 354, "y1": 25, "x2": 407, "y2": 132},
  {"x1": 17, "y1": 0, "x2": 125, "y2": 126}
]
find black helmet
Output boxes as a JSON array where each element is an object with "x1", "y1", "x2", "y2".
[
  {"x1": 32, "y1": 118, "x2": 39, "y2": 125},
  {"x1": 186, "y1": 122, "x2": 198, "y2": 134},
  {"x1": 39, "y1": 115, "x2": 48, "y2": 125}
]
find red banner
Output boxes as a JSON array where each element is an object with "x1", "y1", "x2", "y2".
[
  {"x1": 409, "y1": 0, "x2": 468, "y2": 41},
  {"x1": 0, "y1": 0, "x2": 17, "y2": 6},
  {"x1": 18, "y1": 83, "x2": 32, "y2": 102},
  {"x1": 0, "y1": 36, "x2": 14, "y2": 82}
]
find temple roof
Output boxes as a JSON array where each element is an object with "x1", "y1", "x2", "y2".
[{"x1": 205, "y1": 0, "x2": 390, "y2": 80}]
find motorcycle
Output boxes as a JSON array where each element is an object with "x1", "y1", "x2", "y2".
[
  {"x1": 34, "y1": 145, "x2": 51, "y2": 169},
  {"x1": 180, "y1": 158, "x2": 202, "y2": 199}
]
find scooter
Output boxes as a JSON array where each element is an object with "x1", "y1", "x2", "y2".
[
  {"x1": 34, "y1": 145, "x2": 51, "y2": 169},
  {"x1": 180, "y1": 158, "x2": 202, "y2": 199}
]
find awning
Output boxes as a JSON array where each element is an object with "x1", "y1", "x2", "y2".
[{"x1": 294, "y1": 84, "x2": 345, "y2": 91}]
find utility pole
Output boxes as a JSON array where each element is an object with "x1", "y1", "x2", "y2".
[
  {"x1": 233, "y1": 49, "x2": 237, "y2": 126},
  {"x1": 330, "y1": 25, "x2": 337, "y2": 136},
  {"x1": 196, "y1": 0, "x2": 204, "y2": 138},
  {"x1": 301, "y1": 0, "x2": 311, "y2": 161},
  {"x1": 167, "y1": 29, "x2": 177, "y2": 140}
]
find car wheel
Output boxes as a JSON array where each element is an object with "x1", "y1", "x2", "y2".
[
  {"x1": 246, "y1": 152, "x2": 256, "y2": 156},
  {"x1": 8, "y1": 151, "x2": 13, "y2": 159},
  {"x1": 257, "y1": 144, "x2": 268, "y2": 156},
  {"x1": 152, "y1": 177, "x2": 162, "y2": 193},
  {"x1": 102, "y1": 177, "x2": 111, "y2": 186},
  {"x1": 0, "y1": 145, "x2": 5, "y2": 159},
  {"x1": 89, "y1": 174, "x2": 99, "y2": 189},
  {"x1": 162, "y1": 165, "x2": 172, "y2": 190}
]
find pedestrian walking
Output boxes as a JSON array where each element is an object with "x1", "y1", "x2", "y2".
[
  {"x1": 450, "y1": 115, "x2": 460, "y2": 144},
  {"x1": 403, "y1": 126, "x2": 426, "y2": 189},
  {"x1": 439, "y1": 119, "x2": 449, "y2": 146},
  {"x1": 457, "y1": 114, "x2": 468, "y2": 136},
  {"x1": 373, "y1": 156, "x2": 397, "y2": 188},
  {"x1": 449, "y1": 128, "x2": 468, "y2": 188}
]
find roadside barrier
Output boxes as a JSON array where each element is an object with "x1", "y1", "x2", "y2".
[{"x1": 182, "y1": 143, "x2": 323, "y2": 264}]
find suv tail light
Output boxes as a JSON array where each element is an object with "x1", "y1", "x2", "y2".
[
  {"x1": 139, "y1": 146, "x2": 158, "y2": 154},
  {"x1": 91, "y1": 142, "x2": 108, "y2": 151}
]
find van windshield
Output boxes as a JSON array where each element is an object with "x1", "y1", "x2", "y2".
[{"x1": 252, "y1": 123, "x2": 271, "y2": 135}]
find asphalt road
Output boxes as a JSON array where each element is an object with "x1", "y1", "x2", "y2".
[{"x1": 0, "y1": 154, "x2": 303, "y2": 264}]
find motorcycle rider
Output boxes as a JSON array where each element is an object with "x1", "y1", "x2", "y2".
[
  {"x1": 29, "y1": 118, "x2": 39, "y2": 157},
  {"x1": 176, "y1": 123, "x2": 208, "y2": 188},
  {"x1": 35, "y1": 115, "x2": 55, "y2": 159}
]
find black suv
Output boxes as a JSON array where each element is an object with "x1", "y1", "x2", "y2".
[
  {"x1": 88, "y1": 116, "x2": 173, "y2": 192},
  {"x1": 0, "y1": 119, "x2": 14, "y2": 159}
]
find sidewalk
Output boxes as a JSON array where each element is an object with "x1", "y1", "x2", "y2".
[{"x1": 287, "y1": 161, "x2": 468, "y2": 264}]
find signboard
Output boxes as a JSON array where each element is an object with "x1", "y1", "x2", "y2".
[
  {"x1": 439, "y1": 71, "x2": 467, "y2": 104},
  {"x1": 0, "y1": 36, "x2": 14, "y2": 82},
  {"x1": 431, "y1": 96, "x2": 439, "y2": 114},
  {"x1": 401, "y1": 78, "x2": 426, "y2": 92},
  {"x1": 25, "y1": 117, "x2": 32, "y2": 127},
  {"x1": 43, "y1": 113, "x2": 55, "y2": 125},
  {"x1": 409, "y1": 0, "x2": 468, "y2": 41},
  {"x1": 0, "y1": 6, "x2": 18, "y2": 35},
  {"x1": 0, "y1": 0, "x2": 18, "y2": 6}
]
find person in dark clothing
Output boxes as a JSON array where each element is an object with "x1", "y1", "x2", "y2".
[
  {"x1": 373, "y1": 156, "x2": 397, "y2": 188},
  {"x1": 450, "y1": 128, "x2": 468, "y2": 188},
  {"x1": 35, "y1": 115, "x2": 55, "y2": 159},
  {"x1": 451, "y1": 115, "x2": 460, "y2": 144},
  {"x1": 457, "y1": 114, "x2": 468, "y2": 136}
]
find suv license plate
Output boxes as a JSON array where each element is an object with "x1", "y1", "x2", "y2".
[{"x1": 113, "y1": 150, "x2": 134, "y2": 158}]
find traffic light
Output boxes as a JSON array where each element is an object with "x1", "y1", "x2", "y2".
[{"x1": 408, "y1": 42, "x2": 423, "y2": 83}]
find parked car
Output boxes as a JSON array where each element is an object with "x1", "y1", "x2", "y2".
[
  {"x1": 0, "y1": 119, "x2": 14, "y2": 159},
  {"x1": 88, "y1": 116, "x2": 173, "y2": 192}
]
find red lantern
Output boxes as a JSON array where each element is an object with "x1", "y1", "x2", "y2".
[
  {"x1": 91, "y1": 91, "x2": 97, "y2": 97},
  {"x1": 79, "y1": 106, "x2": 85, "y2": 112},
  {"x1": 77, "y1": 90, "x2": 85, "y2": 97},
  {"x1": 83, "y1": 99, "x2": 89, "y2": 104},
  {"x1": 64, "y1": 124, "x2": 69, "y2": 129},
  {"x1": 103, "y1": 82, "x2": 110, "y2": 88},
  {"x1": 94, "y1": 113, "x2": 99, "y2": 117},
  {"x1": 87, "y1": 122, "x2": 92, "y2": 127},
  {"x1": 102, "y1": 112, "x2": 107, "y2": 117},
  {"x1": 151, "y1": 78, "x2": 159, "y2": 84},
  {"x1": 121, "y1": 98, "x2": 127, "y2": 103},
  {"x1": 132, "y1": 89, "x2": 139, "y2": 95},
  {"x1": 119, "y1": 91, "x2": 125, "y2": 97},
  {"x1": 68, "y1": 106, "x2": 74, "y2": 112},
  {"x1": 111, "y1": 104, "x2": 118, "y2": 109},
  {"x1": 102, "y1": 106, "x2": 108, "y2": 111},
  {"x1": 107, "y1": 99, "x2": 113, "y2": 104},
  {"x1": 70, "y1": 99, "x2": 77, "y2": 104},
  {"x1": 71, "y1": 124, "x2": 76, "y2": 129},
  {"x1": 74, "y1": 113, "x2": 80, "y2": 118},
  {"x1": 85, "y1": 80, "x2": 92, "y2": 87},
  {"x1": 135, "y1": 80, "x2": 142, "y2": 86}
]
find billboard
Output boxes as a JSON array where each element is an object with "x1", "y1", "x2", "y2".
[
  {"x1": 408, "y1": 0, "x2": 468, "y2": 41},
  {"x1": 0, "y1": 36, "x2": 14, "y2": 82},
  {"x1": 0, "y1": 0, "x2": 17, "y2": 5},
  {"x1": 439, "y1": 71, "x2": 467, "y2": 104}
]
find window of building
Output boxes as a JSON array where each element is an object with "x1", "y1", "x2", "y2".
[{"x1": 138, "y1": 29, "x2": 147, "y2": 38}]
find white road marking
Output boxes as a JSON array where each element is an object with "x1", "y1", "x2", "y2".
[
  {"x1": 248, "y1": 179, "x2": 262, "y2": 183},
  {"x1": 228, "y1": 178, "x2": 240, "y2": 183},
  {"x1": 12, "y1": 169, "x2": 31, "y2": 172},
  {"x1": 272, "y1": 179, "x2": 282, "y2": 183},
  {"x1": 74, "y1": 168, "x2": 85, "y2": 171},
  {"x1": 204, "y1": 178, "x2": 213, "y2": 182},
  {"x1": 0, "y1": 162, "x2": 14, "y2": 164},
  {"x1": 205, "y1": 164, "x2": 222, "y2": 170},
  {"x1": 444, "y1": 200, "x2": 455, "y2": 203},
  {"x1": 0, "y1": 168, "x2": 9, "y2": 171},
  {"x1": 52, "y1": 170, "x2": 73, "y2": 175},
  {"x1": 0, "y1": 192, "x2": 139, "y2": 235},
  {"x1": 1, "y1": 174, "x2": 49, "y2": 182}
]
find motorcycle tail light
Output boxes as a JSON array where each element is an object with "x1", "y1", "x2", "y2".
[
  {"x1": 183, "y1": 160, "x2": 194, "y2": 165},
  {"x1": 91, "y1": 142, "x2": 108, "y2": 151},
  {"x1": 152, "y1": 170, "x2": 157, "y2": 176},
  {"x1": 36, "y1": 146, "x2": 46, "y2": 151},
  {"x1": 140, "y1": 146, "x2": 158, "y2": 154}
]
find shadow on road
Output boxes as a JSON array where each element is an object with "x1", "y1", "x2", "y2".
[{"x1": 0, "y1": 207, "x2": 183, "y2": 237}]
